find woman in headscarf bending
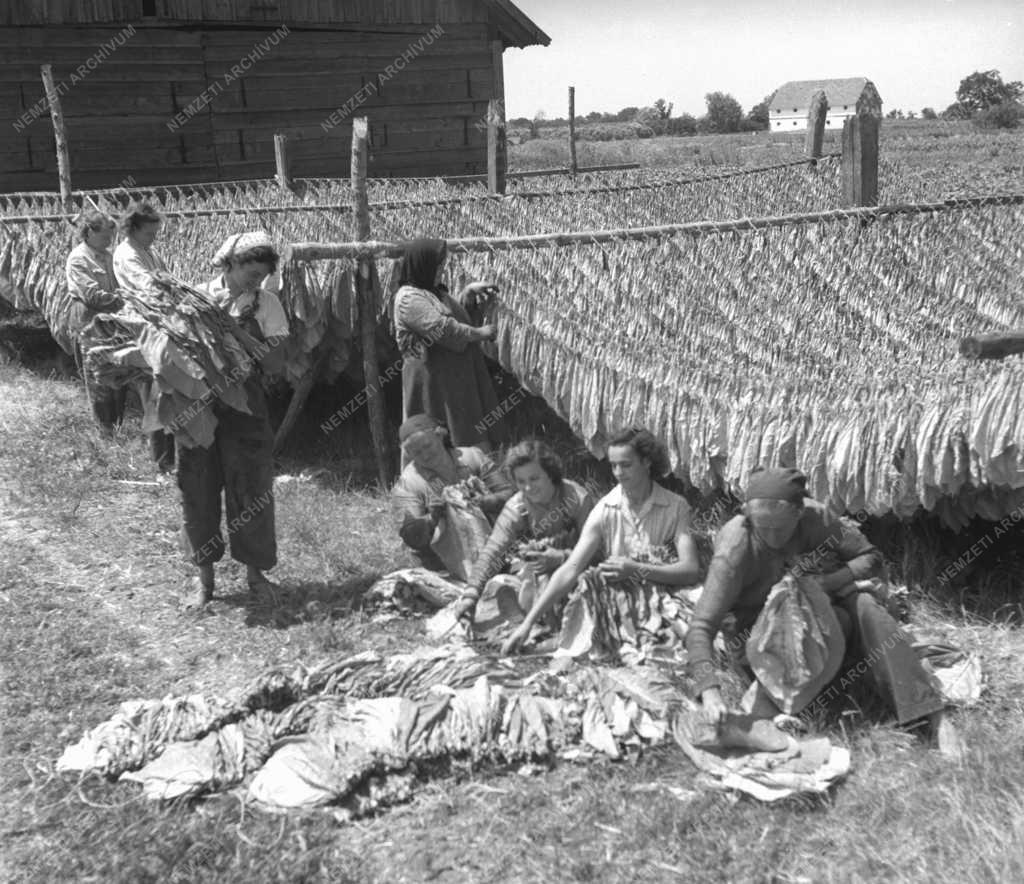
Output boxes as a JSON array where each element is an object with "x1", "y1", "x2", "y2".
[
  {"x1": 178, "y1": 231, "x2": 290, "y2": 608},
  {"x1": 393, "y1": 237, "x2": 507, "y2": 450}
]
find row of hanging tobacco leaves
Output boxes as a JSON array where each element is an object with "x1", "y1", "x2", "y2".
[{"x1": 2, "y1": 152, "x2": 1023, "y2": 527}]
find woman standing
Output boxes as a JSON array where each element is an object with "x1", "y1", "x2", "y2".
[
  {"x1": 453, "y1": 440, "x2": 595, "y2": 624},
  {"x1": 178, "y1": 231, "x2": 289, "y2": 608},
  {"x1": 501, "y1": 428, "x2": 701, "y2": 658},
  {"x1": 65, "y1": 210, "x2": 125, "y2": 431},
  {"x1": 113, "y1": 201, "x2": 175, "y2": 472},
  {"x1": 393, "y1": 238, "x2": 507, "y2": 450}
]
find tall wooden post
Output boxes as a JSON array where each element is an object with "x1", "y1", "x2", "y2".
[
  {"x1": 40, "y1": 65, "x2": 72, "y2": 212},
  {"x1": 486, "y1": 98, "x2": 506, "y2": 195},
  {"x1": 841, "y1": 113, "x2": 879, "y2": 206},
  {"x1": 568, "y1": 86, "x2": 578, "y2": 175},
  {"x1": 352, "y1": 117, "x2": 391, "y2": 488},
  {"x1": 273, "y1": 134, "x2": 293, "y2": 192},
  {"x1": 805, "y1": 90, "x2": 828, "y2": 160}
]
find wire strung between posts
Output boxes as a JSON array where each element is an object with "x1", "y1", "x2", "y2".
[
  {"x1": 0, "y1": 155, "x2": 841, "y2": 225},
  {"x1": 286, "y1": 193, "x2": 1024, "y2": 260}
]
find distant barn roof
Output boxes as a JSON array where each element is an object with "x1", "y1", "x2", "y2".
[
  {"x1": 0, "y1": 0, "x2": 551, "y2": 48},
  {"x1": 772, "y1": 78, "x2": 876, "y2": 109}
]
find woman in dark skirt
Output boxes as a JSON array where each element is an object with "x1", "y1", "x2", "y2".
[{"x1": 392, "y1": 238, "x2": 508, "y2": 451}]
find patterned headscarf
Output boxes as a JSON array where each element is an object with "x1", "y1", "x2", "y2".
[
  {"x1": 396, "y1": 238, "x2": 447, "y2": 293},
  {"x1": 212, "y1": 231, "x2": 276, "y2": 269}
]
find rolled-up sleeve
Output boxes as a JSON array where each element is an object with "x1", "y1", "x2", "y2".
[
  {"x1": 686, "y1": 518, "x2": 753, "y2": 695},
  {"x1": 396, "y1": 288, "x2": 477, "y2": 353},
  {"x1": 475, "y1": 453, "x2": 514, "y2": 517}
]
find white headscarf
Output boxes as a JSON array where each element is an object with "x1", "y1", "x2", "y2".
[{"x1": 212, "y1": 231, "x2": 276, "y2": 269}]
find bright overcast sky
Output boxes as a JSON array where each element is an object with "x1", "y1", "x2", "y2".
[{"x1": 502, "y1": 0, "x2": 1023, "y2": 118}]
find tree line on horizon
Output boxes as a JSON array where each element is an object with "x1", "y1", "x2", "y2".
[{"x1": 509, "y1": 70, "x2": 1023, "y2": 136}]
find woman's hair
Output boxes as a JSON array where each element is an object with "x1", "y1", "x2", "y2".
[
  {"x1": 503, "y1": 440, "x2": 564, "y2": 485},
  {"x1": 119, "y1": 201, "x2": 162, "y2": 235},
  {"x1": 606, "y1": 426, "x2": 671, "y2": 478},
  {"x1": 230, "y1": 245, "x2": 279, "y2": 275},
  {"x1": 76, "y1": 210, "x2": 114, "y2": 241}
]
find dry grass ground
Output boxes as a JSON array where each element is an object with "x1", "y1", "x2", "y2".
[{"x1": 2, "y1": 362, "x2": 1024, "y2": 883}]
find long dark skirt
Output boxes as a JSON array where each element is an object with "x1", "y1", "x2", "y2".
[{"x1": 402, "y1": 343, "x2": 507, "y2": 449}]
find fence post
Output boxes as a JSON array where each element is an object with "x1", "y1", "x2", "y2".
[
  {"x1": 273, "y1": 133, "x2": 294, "y2": 192},
  {"x1": 40, "y1": 64, "x2": 72, "y2": 212},
  {"x1": 805, "y1": 90, "x2": 828, "y2": 160},
  {"x1": 487, "y1": 98, "x2": 506, "y2": 195},
  {"x1": 352, "y1": 117, "x2": 391, "y2": 487},
  {"x1": 841, "y1": 112, "x2": 879, "y2": 206},
  {"x1": 568, "y1": 86, "x2": 578, "y2": 175}
]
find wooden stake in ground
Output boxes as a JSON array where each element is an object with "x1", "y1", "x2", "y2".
[
  {"x1": 40, "y1": 64, "x2": 72, "y2": 212},
  {"x1": 841, "y1": 112, "x2": 879, "y2": 207},
  {"x1": 352, "y1": 117, "x2": 391, "y2": 487},
  {"x1": 487, "y1": 98, "x2": 506, "y2": 195},
  {"x1": 805, "y1": 90, "x2": 828, "y2": 160},
  {"x1": 273, "y1": 134, "x2": 293, "y2": 192},
  {"x1": 568, "y1": 86, "x2": 578, "y2": 175}
]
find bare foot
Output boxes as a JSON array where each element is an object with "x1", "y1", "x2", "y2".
[
  {"x1": 183, "y1": 575, "x2": 214, "y2": 611},
  {"x1": 246, "y1": 566, "x2": 276, "y2": 593}
]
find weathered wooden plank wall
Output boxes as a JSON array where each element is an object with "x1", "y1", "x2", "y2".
[{"x1": 0, "y1": 12, "x2": 503, "y2": 188}]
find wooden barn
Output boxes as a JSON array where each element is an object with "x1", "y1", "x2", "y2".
[{"x1": 0, "y1": 1, "x2": 550, "y2": 191}]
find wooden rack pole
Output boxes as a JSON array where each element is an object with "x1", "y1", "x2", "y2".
[
  {"x1": 487, "y1": 98, "x2": 506, "y2": 195},
  {"x1": 351, "y1": 117, "x2": 391, "y2": 487},
  {"x1": 40, "y1": 65, "x2": 72, "y2": 213},
  {"x1": 568, "y1": 86, "x2": 578, "y2": 176},
  {"x1": 273, "y1": 134, "x2": 294, "y2": 192},
  {"x1": 805, "y1": 90, "x2": 828, "y2": 160},
  {"x1": 841, "y1": 112, "x2": 879, "y2": 206}
]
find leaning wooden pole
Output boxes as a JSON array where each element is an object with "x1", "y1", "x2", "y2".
[
  {"x1": 568, "y1": 86, "x2": 578, "y2": 175},
  {"x1": 960, "y1": 332, "x2": 1024, "y2": 361},
  {"x1": 352, "y1": 117, "x2": 391, "y2": 488},
  {"x1": 40, "y1": 65, "x2": 72, "y2": 212}
]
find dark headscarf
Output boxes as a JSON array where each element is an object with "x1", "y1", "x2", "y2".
[
  {"x1": 745, "y1": 467, "x2": 808, "y2": 504},
  {"x1": 396, "y1": 238, "x2": 447, "y2": 294}
]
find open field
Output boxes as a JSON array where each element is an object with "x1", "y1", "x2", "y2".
[
  {"x1": 3, "y1": 362, "x2": 1024, "y2": 883},
  {"x1": 2, "y1": 122, "x2": 1024, "y2": 881}
]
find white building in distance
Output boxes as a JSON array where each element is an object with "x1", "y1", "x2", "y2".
[{"x1": 770, "y1": 78, "x2": 883, "y2": 132}]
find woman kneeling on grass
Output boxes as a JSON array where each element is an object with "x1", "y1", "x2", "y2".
[
  {"x1": 686, "y1": 466, "x2": 963, "y2": 758},
  {"x1": 391, "y1": 414, "x2": 514, "y2": 574},
  {"x1": 179, "y1": 231, "x2": 290, "y2": 609},
  {"x1": 452, "y1": 440, "x2": 596, "y2": 625},
  {"x1": 501, "y1": 427, "x2": 701, "y2": 659}
]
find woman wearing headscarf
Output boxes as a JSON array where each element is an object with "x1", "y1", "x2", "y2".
[
  {"x1": 65, "y1": 210, "x2": 126, "y2": 431},
  {"x1": 686, "y1": 467, "x2": 963, "y2": 758},
  {"x1": 391, "y1": 413, "x2": 513, "y2": 572},
  {"x1": 393, "y1": 237, "x2": 507, "y2": 450},
  {"x1": 112, "y1": 201, "x2": 175, "y2": 472},
  {"x1": 178, "y1": 231, "x2": 290, "y2": 608}
]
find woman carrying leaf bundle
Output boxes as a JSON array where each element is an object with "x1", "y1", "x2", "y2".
[
  {"x1": 65, "y1": 210, "x2": 127, "y2": 432},
  {"x1": 686, "y1": 467, "x2": 963, "y2": 759},
  {"x1": 392, "y1": 238, "x2": 507, "y2": 451},
  {"x1": 501, "y1": 428, "x2": 702, "y2": 660},
  {"x1": 452, "y1": 440, "x2": 595, "y2": 626},
  {"x1": 179, "y1": 231, "x2": 289, "y2": 609},
  {"x1": 391, "y1": 414, "x2": 513, "y2": 578},
  {"x1": 112, "y1": 201, "x2": 175, "y2": 473}
]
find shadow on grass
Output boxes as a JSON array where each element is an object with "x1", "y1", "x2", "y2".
[{"x1": 212, "y1": 575, "x2": 379, "y2": 630}]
